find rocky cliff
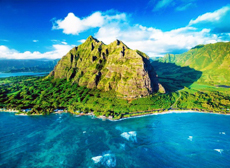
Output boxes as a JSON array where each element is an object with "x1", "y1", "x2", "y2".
[{"x1": 49, "y1": 36, "x2": 163, "y2": 98}]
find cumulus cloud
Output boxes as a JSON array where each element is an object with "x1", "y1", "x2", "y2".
[
  {"x1": 78, "y1": 39, "x2": 86, "y2": 43},
  {"x1": 51, "y1": 6, "x2": 230, "y2": 57},
  {"x1": 52, "y1": 11, "x2": 126, "y2": 35},
  {"x1": 95, "y1": 24, "x2": 221, "y2": 57},
  {"x1": 0, "y1": 44, "x2": 73, "y2": 59},
  {"x1": 189, "y1": 5, "x2": 230, "y2": 33},
  {"x1": 33, "y1": 40, "x2": 39, "y2": 42}
]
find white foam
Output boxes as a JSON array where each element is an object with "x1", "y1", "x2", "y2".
[
  {"x1": 219, "y1": 132, "x2": 226, "y2": 135},
  {"x1": 214, "y1": 149, "x2": 223, "y2": 154},
  {"x1": 103, "y1": 153, "x2": 116, "y2": 167},
  {"x1": 121, "y1": 132, "x2": 130, "y2": 141},
  {"x1": 188, "y1": 136, "x2": 193, "y2": 141},
  {"x1": 92, "y1": 153, "x2": 116, "y2": 167},
  {"x1": 92, "y1": 156, "x2": 103, "y2": 163},
  {"x1": 111, "y1": 110, "x2": 230, "y2": 122},
  {"x1": 121, "y1": 131, "x2": 137, "y2": 142}
]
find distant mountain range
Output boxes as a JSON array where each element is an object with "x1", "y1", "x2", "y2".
[
  {"x1": 158, "y1": 42, "x2": 230, "y2": 84},
  {"x1": 0, "y1": 59, "x2": 59, "y2": 72}
]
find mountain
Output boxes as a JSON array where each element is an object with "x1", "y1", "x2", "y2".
[
  {"x1": 0, "y1": 59, "x2": 59, "y2": 72},
  {"x1": 158, "y1": 42, "x2": 230, "y2": 84},
  {"x1": 49, "y1": 36, "x2": 164, "y2": 98}
]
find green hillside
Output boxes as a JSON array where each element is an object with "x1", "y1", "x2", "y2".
[{"x1": 158, "y1": 42, "x2": 230, "y2": 84}]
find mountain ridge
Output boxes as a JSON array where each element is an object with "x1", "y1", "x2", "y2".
[
  {"x1": 158, "y1": 42, "x2": 230, "y2": 84},
  {"x1": 49, "y1": 36, "x2": 164, "y2": 98}
]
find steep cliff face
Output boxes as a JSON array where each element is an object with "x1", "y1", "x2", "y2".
[{"x1": 49, "y1": 36, "x2": 162, "y2": 97}]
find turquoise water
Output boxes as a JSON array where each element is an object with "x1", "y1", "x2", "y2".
[
  {"x1": 0, "y1": 112, "x2": 230, "y2": 167},
  {"x1": 0, "y1": 72, "x2": 49, "y2": 78}
]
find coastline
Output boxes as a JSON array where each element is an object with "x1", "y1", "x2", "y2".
[
  {"x1": 69, "y1": 109, "x2": 230, "y2": 121},
  {"x1": 0, "y1": 110, "x2": 18, "y2": 113},
  {"x1": 1, "y1": 109, "x2": 229, "y2": 120},
  {"x1": 113, "y1": 110, "x2": 230, "y2": 121}
]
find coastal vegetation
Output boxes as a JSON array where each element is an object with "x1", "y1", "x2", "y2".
[
  {"x1": 0, "y1": 74, "x2": 230, "y2": 119},
  {"x1": 1, "y1": 39, "x2": 230, "y2": 119}
]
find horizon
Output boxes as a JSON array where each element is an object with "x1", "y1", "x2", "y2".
[{"x1": 0, "y1": 0, "x2": 230, "y2": 59}]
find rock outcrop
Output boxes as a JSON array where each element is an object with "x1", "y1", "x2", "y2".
[{"x1": 49, "y1": 36, "x2": 163, "y2": 98}]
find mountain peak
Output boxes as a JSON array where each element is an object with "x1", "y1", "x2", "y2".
[
  {"x1": 86, "y1": 35, "x2": 99, "y2": 43},
  {"x1": 49, "y1": 37, "x2": 162, "y2": 98}
]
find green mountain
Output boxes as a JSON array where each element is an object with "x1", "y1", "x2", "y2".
[
  {"x1": 158, "y1": 42, "x2": 230, "y2": 84},
  {"x1": 49, "y1": 36, "x2": 164, "y2": 98},
  {"x1": 0, "y1": 59, "x2": 59, "y2": 72}
]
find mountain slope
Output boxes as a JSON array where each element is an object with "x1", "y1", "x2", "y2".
[
  {"x1": 49, "y1": 36, "x2": 163, "y2": 98},
  {"x1": 158, "y1": 42, "x2": 230, "y2": 84}
]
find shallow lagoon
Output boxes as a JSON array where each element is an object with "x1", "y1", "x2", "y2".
[{"x1": 0, "y1": 112, "x2": 230, "y2": 167}]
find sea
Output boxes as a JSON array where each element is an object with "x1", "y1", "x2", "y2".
[
  {"x1": 0, "y1": 112, "x2": 230, "y2": 168},
  {"x1": 0, "y1": 72, "x2": 49, "y2": 78}
]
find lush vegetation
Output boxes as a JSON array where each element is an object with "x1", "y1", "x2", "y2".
[
  {"x1": 0, "y1": 76, "x2": 174, "y2": 119},
  {"x1": 1, "y1": 41, "x2": 230, "y2": 119},
  {"x1": 158, "y1": 42, "x2": 230, "y2": 85},
  {"x1": 1, "y1": 73, "x2": 230, "y2": 119}
]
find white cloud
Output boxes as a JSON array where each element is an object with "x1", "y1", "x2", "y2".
[
  {"x1": 78, "y1": 39, "x2": 86, "y2": 43},
  {"x1": 0, "y1": 44, "x2": 73, "y2": 59},
  {"x1": 33, "y1": 40, "x2": 39, "y2": 42},
  {"x1": 95, "y1": 24, "x2": 221, "y2": 57},
  {"x1": 21, "y1": 6, "x2": 220, "y2": 59},
  {"x1": 52, "y1": 11, "x2": 126, "y2": 35},
  {"x1": 51, "y1": 7, "x2": 230, "y2": 58},
  {"x1": 93, "y1": 6, "x2": 230, "y2": 57},
  {"x1": 189, "y1": 5, "x2": 230, "y2": 33},
  {"x1": 189, "y1": 5, "x2": 230, "y2": 25}
]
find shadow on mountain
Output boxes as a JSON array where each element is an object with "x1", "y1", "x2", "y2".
[{"x1": 151, "y1": 61, "x2": 202, "y2": 92}]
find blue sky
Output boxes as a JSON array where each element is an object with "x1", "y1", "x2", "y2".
[{"x1": 0, "y1": 0, "x2": 230, "y2": 59}]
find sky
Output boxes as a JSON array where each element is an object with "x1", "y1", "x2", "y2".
[{"x1": 0, "y1": 0, "x2": 230, "y2": 59}]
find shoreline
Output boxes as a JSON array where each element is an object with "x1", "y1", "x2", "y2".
[
  {"x1": 112, "y1": 110, "x2": 230, "y2": 121},
  {"x1": 1, "y1": 109, "x2": 229, "y2": 120},
  {"x1": 69, "y1": 110, "x2": 230, "y2": 121}
]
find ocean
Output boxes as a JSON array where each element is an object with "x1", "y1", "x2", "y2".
[{"x1": 0, "y1": 112, "x2": 230, "y2": 167}]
